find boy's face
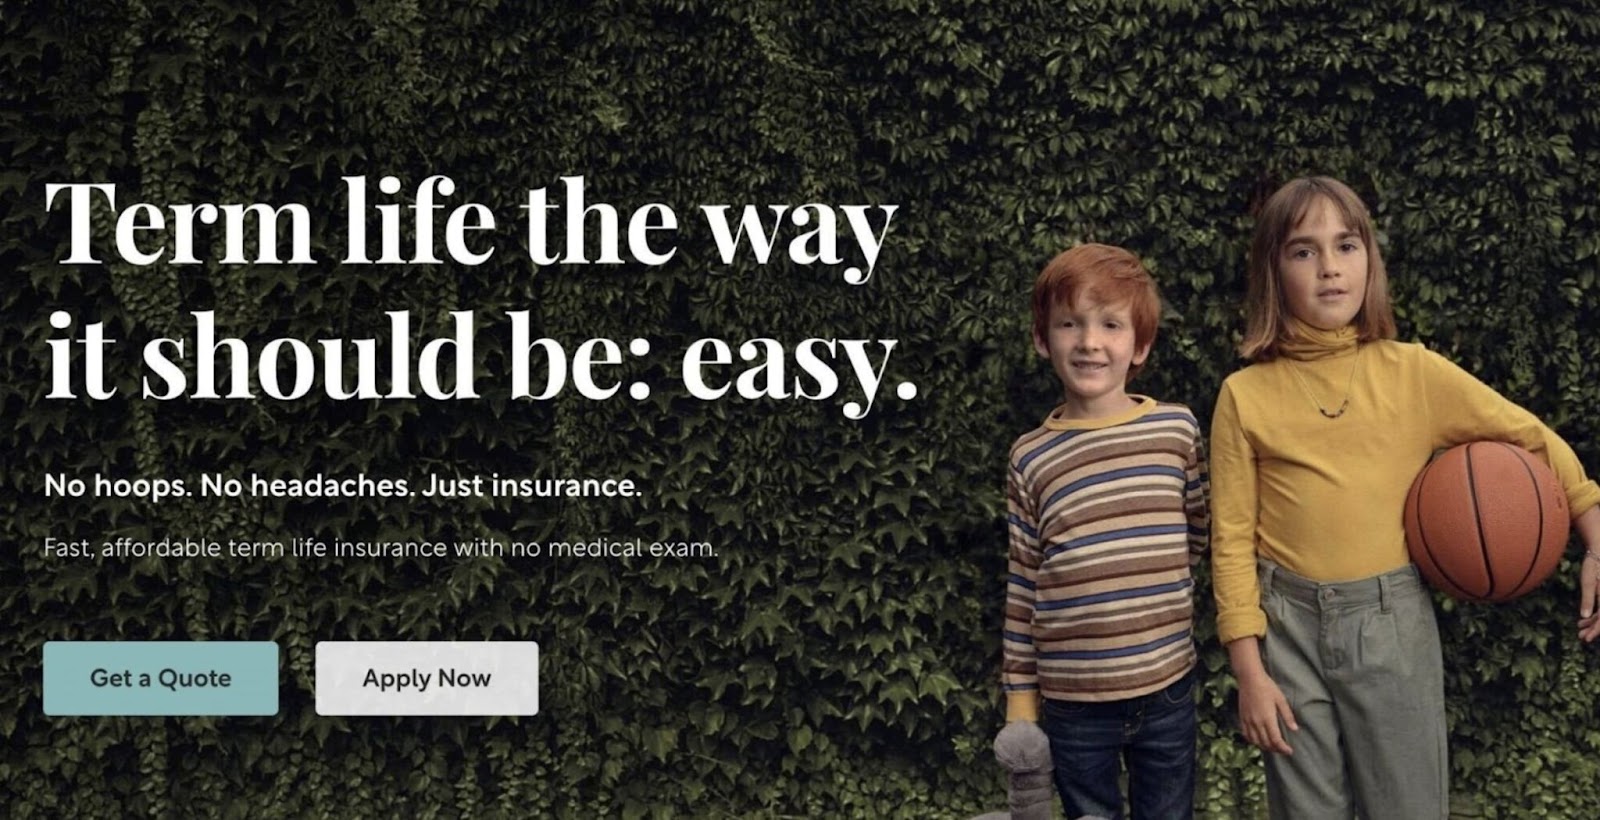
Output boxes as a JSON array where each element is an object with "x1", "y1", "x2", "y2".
[
  {"x1": 1032, "y1": 294, "x2": 1150, "y2": 418},
  {"x1": 1278, "y1": 195, "x2": 1370, "y2": 330}
]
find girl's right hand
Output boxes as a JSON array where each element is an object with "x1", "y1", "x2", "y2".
[{"x1": 1237, "y1": 672, "x2": 1298, "y2": 755}]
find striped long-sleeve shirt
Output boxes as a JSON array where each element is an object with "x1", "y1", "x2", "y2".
[{"x1": 1003, "y1": 396, "x2": 1209, "y2": 719}]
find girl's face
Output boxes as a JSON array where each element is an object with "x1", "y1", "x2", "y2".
[{"x1": 1278, "y1": 196, "x2": 1369, "y2": 330}]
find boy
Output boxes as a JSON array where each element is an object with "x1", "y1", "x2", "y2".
[{"x1": 998, "y1": 243, "x2": 1210, "y2": 820}]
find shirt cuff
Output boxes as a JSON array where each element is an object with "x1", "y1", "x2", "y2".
[
  {"x1": 1217, "y1": 607, "x2": 1269, "y2": 645},
  {"x1": 1569, "y1": 480, "x2": 1600, "y2": 519},
  {"x1": 1005, "y1": 690, "x2": 1040, "y2": 722}
]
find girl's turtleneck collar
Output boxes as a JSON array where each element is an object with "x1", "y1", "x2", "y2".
[{"x1": 1278, "y1": 318, "x2": 1359, "y2": 361}]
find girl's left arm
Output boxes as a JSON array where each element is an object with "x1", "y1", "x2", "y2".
[
  {"x1": 1421, "y1": 347, "x2": 1600, "y2": 515},
  {"x1": 1421, "y1": 347, "x2": 1600, "y2": 640}
]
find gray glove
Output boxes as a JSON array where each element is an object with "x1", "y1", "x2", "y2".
[{"x1": 993, "y1": 721, "x2": 1054, "y2": 820}]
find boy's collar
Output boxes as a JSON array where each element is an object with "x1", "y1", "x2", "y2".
[{"x1": 1043, "y1": 394, "x2": 1157, "y2": 430}]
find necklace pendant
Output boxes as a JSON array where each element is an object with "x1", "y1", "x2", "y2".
[{"x1": 1288, "y1": 346, "x2": 1361, "y2": 420}]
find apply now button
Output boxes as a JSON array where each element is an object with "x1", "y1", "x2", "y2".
[
  {"x1": 315, "y1": 641, "x2": 539, "y2": 716},
  {"x1": 44, "y1": 641, "x2": 279, "y2": 716}
]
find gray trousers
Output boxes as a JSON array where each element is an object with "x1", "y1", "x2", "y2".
[{"x1": 1258, "y1": 560, "x2": 1448, "y2": 820}]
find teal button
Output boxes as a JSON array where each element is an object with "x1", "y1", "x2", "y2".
[{"x1": 44, "y1": 641, "x2": 279, "y2": 716}]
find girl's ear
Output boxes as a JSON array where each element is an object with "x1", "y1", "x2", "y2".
[{"x1": 1032, "y1": 331, "x2": 1050, "y2": 360}]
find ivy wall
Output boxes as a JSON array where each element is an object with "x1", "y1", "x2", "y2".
[{"x1": 4, "y1": 1, "x2": 1600, "y2": 817}]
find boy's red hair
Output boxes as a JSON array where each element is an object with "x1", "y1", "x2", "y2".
[{"x1": 1031, "y1": 243, "x2": 1161, "y2": 381}]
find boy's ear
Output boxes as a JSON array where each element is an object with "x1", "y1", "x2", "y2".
[
  {"x1": 1132, "y1": 340, "x2": 1152, "y2": 366},
  {"x1": 1031, "y1": 330, "x2": 1050, "y2": 360}
]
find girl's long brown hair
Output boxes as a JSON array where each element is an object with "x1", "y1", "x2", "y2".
[{"x1": 1239, "y1": 176, "x2": 1397, "y2": 361}]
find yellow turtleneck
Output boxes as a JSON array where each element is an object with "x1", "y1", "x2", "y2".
[{"x1": 1210, "y1": 321, "x2": 1600, "y2": 644}]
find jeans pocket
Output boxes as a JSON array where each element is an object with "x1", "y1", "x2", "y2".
[
  {"x1": 1160, "y1": 669, "x2": 1196, "y2": 706},
  {"x1": 1042, "y1": 697, "x2": 1091, "y2": 719}
]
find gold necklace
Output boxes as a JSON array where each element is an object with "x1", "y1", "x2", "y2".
[{"x1": 1286, "y1": 345, "x2": 1361, "y2": 419}]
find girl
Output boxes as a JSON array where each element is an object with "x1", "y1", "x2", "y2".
[{"x1": 1209, "y1": 176, "x2": 1600, "y2": 819}]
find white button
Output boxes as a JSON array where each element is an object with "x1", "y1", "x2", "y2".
[{"x1": 315, "y1": 641, "x2": 538, "y2": 716}]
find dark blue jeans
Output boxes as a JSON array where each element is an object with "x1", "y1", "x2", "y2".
[{"x1": 1039, "y1": 669, "x2": 1197, "y2": 820}]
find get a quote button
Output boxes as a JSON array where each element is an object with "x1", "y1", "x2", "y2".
[
  {"x1": 315, "y1": 641, "x2": 539, "y2": 716},
  {"x1": 43, "y1": 641, "x2": 279, "y2": 716}
]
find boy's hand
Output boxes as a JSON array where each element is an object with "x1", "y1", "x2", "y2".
[
  {"x1": 994, "y1": 720, "x2": 1055, "y2": 820},
  {"x1": 993, "y1": 719, "x2": 1051, "y2": 773},
  {"x1": 1237, "y1": 672, "x2": 1297, "y2": 756}
]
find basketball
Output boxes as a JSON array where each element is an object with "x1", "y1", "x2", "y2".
[{"x1": 1403, "y1": 441, "x2": 1570, "y2": 603}]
